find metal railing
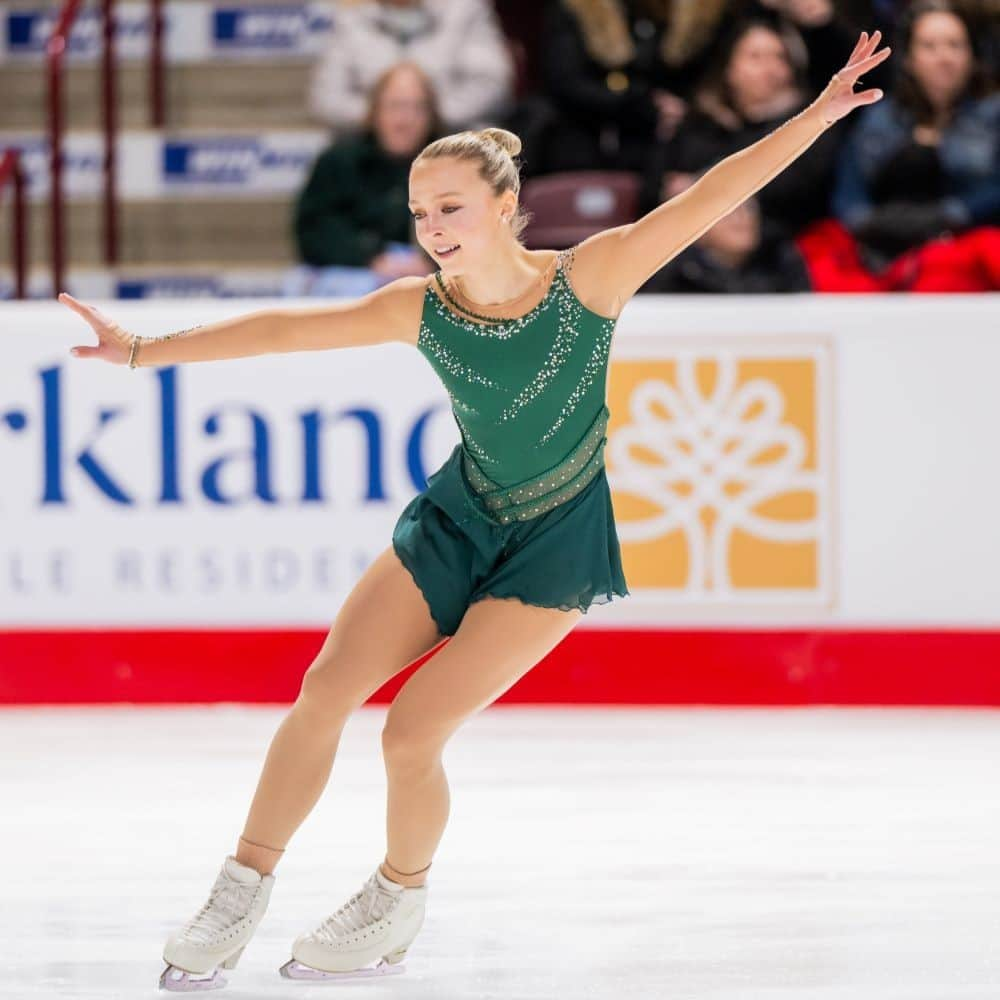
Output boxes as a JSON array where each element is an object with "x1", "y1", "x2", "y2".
[
  {"x1": 150, "y1": 0, "x2": 166, "y2": 127},
  {"x1": 0, "y1": 149, "x2": 28, "y2": 299},
  {"x1": 46, "y1": 0, "x2": 119, "y2": 296}
]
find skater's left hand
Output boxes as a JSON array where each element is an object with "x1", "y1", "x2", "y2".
[{"x1": 816, "y1": 30, "x2": 892, "y2": 125}]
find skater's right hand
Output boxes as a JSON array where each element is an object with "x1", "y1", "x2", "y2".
[{"x1": 59, "y1": 292, "x2": 134, "y2": 364}]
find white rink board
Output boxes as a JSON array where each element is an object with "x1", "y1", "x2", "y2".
[
  {"x1": 0, "y1": 2, "x2": 336, "y2": 63},
  {"x1": 1, "y1": 293, "x2": 998, "y2": 628},
  {"x1": 0, "y1": 130, "x2": 328, "y2": 201}
]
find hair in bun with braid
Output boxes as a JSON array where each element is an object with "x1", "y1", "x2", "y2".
[{"x1": 414, "y1": 127, "x2": 532, "y2": 242}]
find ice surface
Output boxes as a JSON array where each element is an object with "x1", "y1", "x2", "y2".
[{"x1": 1, "y1": 704, "x2": 998, "y2": 998}]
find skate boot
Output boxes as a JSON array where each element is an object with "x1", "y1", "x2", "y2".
[
  {"x1": 279, "y1": 866, "x2": 427, "y2": 980},
  {"x1": 159, "y1": 855, "x2": 275, "y2": 992}
]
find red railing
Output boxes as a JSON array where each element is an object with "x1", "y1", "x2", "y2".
[
  {"x1": 0, "y1": 149, "x2": 28, "y2": 299},
  {"x1": 150, "y1": 0, "x2": 166, "y2": 127},
  {"x1": 47, "y1": 0, "x2": 119, "y2": 297}
]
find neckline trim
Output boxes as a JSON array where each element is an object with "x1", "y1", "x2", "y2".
[{"x1": 428, "y1": 252, "x2": 565, "y2": 329}]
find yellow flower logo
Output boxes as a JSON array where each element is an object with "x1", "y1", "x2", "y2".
[{"x1": 607, "y1": 343, "x2": 834, "y2": 604}]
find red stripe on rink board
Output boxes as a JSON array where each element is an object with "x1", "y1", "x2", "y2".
[{"x1": 1, "y1": 629, "x2": 999, "y2": 705}]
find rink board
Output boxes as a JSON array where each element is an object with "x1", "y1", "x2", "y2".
[{"x1": 1, "y1": 293, "x2": 998, "y2": 702}]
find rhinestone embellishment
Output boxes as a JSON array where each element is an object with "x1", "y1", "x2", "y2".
[
  {"x1": 462, "y1": 405, "x2": 610, "y2": 523},
  {"x1": 415, "y1": 243, "x2": 618, "y2": 523}
]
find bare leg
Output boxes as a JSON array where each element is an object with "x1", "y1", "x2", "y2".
[
  {"x1": 379, "y1": 598, "x2": 583, "y2": 887},
  {"x1": 234, "y1": 545, "x2": 444, "y2": 876}
]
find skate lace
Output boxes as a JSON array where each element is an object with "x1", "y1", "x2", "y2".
[
  {"x1": 182, "y1": 872, "x2": 260, "y2": 945},
  {"x1": 314, "y1": 873, "x2": 400, "y2": 944}
]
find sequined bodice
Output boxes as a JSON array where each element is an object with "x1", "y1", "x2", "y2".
[{"x1": 417, "y1": 248, "x2": 617, "y2": 489}]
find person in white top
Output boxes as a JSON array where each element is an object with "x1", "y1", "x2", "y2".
[{"x1": 309, "y1": 0, "x2": 515, "y2": 134}]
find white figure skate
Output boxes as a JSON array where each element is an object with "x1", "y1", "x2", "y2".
[
  {"x1": 279, "y1": 866, "x2": 428, "y2": 980},
  {"x1": 159, "y1": 855, "x2": 275, "y2": 992}
]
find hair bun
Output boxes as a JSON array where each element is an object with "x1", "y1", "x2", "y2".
[{"x1": 477, "y1": 127, "x2": 522, "y2": 158}]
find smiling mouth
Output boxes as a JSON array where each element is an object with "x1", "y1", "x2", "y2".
[{"x1": 435, "y1": 245, "x2": 460, "y2": 258}]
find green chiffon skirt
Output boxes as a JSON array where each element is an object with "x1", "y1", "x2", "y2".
[{"x1": 391, "y1": 443, "x2": 630, "y2": 638}]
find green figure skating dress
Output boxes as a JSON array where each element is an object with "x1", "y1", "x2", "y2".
[{"x1": 392, "y1": 245, "x2": 630, "y2": 637}]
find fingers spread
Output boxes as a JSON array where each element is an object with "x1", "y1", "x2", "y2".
[
  {"x1": 853, "y1": 48, "x2": 891, "y2": 79},
  {"x1": 59, "y1": 292, "x2": 107, "y2": 328},
  {"x1": 58, "y1": 292, "x2": 88, "y2": 316},
  {"x1": 843, "y1": 46, "x2": 890, "y2": 83},
  {"x1": 847, "y1": 29, "x2": 884, "y2": 72}
]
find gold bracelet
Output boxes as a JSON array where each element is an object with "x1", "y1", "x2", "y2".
[{"x1": 128, "y1": 324, "x2": 202, "y2": 369}]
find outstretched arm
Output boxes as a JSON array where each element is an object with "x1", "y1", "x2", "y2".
[
  {"x1": 61, "y1": 276, "x2": 427, "y2": 367},
  {"x1": 569, "y1": 30, "x2": 892, "y2": 316}
]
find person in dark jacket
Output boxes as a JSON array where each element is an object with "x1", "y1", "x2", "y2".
[
  {"x1": 831, "y1": 0, "x2": 998, "y2": 266},
  {"x1": 532, "y1": 0, "x2": 733, "y2": 174},
  {"x1": 293, "y1": 60, "x2": 442, "y2": 279},
  {"x1": 755, "y1": 0, "x2": 894, "y2": 92},
  {"x1": 639, "y1": 170, "x2": 812, "y2": 292},
  {"x1": 643, "y1": 14, "x2": 847, "y2": 237}
]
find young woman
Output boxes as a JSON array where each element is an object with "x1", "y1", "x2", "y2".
[
  {"x1": 60, "y1": 30, "x2": 890, "y2": 991},
  {"x1": 832, "y1": 0, "x2": 998, "y2": 263},
  {"x1": 645, "y1": 15, "x2": 845, "y2": 237}
]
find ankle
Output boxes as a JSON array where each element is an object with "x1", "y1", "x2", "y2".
[
  {"x1": 380, "y1": 857, "x2": 430, "y2": 889},
  {"x1": 236, "y1": 833, "x2": 286, "y2": 877}
]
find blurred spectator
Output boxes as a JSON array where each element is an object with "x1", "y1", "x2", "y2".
[
  {"x1": 292, "y1": 61, "x2": 439, "y2": 289},
  {"x1": 643, "y1": 15, "x2": 845, "y2": 237},
  {"x1": 806, "y1": 0, "x2": 997, "y2": 73},
  {"x1": 492, "y1": 0, "x2": 547, "y2": 95},
  {"x1": 308, "y1": 0, "x2": 514, "y2": 134},
  {"x1": 831, "y1": 0, "x2": 999, "y2": 265},
  {"x1": 753, "y1": 0, "x2": 887, "y2": 92},
  {"x1": 639, "y1": 170, "x2": 812, "y2": 292},
  {"x1": 531, "y1": 0, "x2": 734, "y2": 174}
]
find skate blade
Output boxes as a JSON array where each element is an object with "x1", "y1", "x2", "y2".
[
  {"x1": 159, "y1": 964, "x2": 227, "y2": 992},
  {"x1": 279, "y1": 958, "x2": 405, "y2": 980}
]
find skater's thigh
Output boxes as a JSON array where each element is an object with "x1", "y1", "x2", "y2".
[
  {"x1": 299, "y1": 545, "x2": 445, "y2": 714},
  {"x1": 382, "y1": 597, "x2": 582, "y2": 748}
]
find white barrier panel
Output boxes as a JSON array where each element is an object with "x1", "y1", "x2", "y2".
[
  {"x1": 1, "y1": 294, "x2": 998, "y2": 628},
  {"x1": 0, "y1": 2, "x2": 335, "y2": 63},
  {"x1": 0, "y1": 131, "x2": 328, "y2": 201},
  {"x1": 1, "y1": 268, "x2": 292, "y2": 302}
]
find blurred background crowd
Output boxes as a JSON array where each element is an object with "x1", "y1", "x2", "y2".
[
  {"x1": 0, "y1": 0, "x2": 997, "y2": 297},
  {"x1": 293, "y1": 0, "x2": 999, "y2": 295}
]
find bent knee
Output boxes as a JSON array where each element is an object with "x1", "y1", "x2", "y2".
[
  {"x1": 381, "y1": 716, "x2": 451, "y2": 770},
  {"x1": 298, "y1": 657, "x2": 368, "y2": 720}
]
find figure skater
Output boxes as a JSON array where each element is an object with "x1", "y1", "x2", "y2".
[{"x1": 59, "y1": 31, "x2": 890, "y2": 991}]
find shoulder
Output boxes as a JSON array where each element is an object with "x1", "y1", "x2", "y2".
[
  {"x1": 337, "y1": 132, "x2": 378, "y2": 164},
  {"x1": 982, "y1": 92, "x2": 1000, "y2": 115},
  {"x1": 852, "y1": 97, "x2": 906, "y2": 135},
  {"x1": 558, "y1": 234, "x2": 629, "y2": 319},
  {"x1": 311, "y1": 135, "x2": 366, "y2": 173},
  {"x1": 960, "y1": 91, "x2": 1000, "y2": 123}
]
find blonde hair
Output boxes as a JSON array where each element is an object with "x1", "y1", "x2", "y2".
[{"x1": 413, "y1": 127, "x2": 533, "y2": 242}]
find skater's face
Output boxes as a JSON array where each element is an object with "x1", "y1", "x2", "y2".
[{"x1": 408, "y1": 157, "x2": 517, "y2": 273}]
